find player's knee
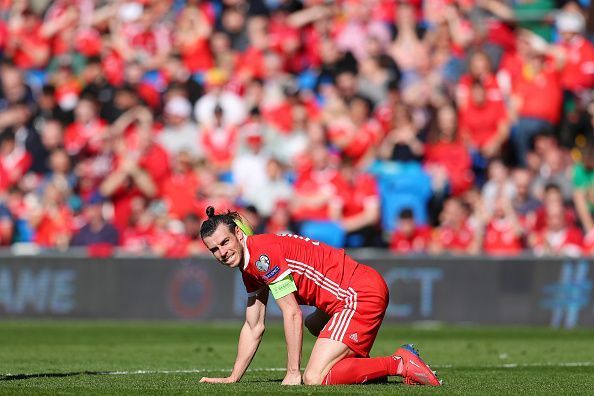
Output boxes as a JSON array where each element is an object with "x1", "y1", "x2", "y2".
[{"x1": 302, "y1": 370, "x2": 323, "y2": 385}]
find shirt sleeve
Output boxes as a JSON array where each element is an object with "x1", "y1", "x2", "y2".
[{"x1": 251, "y1": 241, "x2": 291, "y2": 285}]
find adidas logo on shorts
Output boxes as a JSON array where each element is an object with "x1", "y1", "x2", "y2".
[{"x1": 349, "y1": 333, "x2": 359, "y2": 342}]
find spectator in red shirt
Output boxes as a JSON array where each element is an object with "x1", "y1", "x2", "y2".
[
  {"x1": 291, "y1": 143, "x2": 337, "y2": 223},
  {"x1": 120, "y1": 199, "x2": 156, "y2": 255},
  {"x1": 5, "y1": 7, "x2": 50, "y2": 69},
  {"x1": 200, "y1": 105, "x2": 239, "y2": 174},
  {"x1": 0, "y1": 131, "x2": 32, "y2": 193},
  {"x1": 533, "y1": 183, "x2": 577, "y2": 233},
  {"x1": 424, "y1": 105, "x2": 474, "y2": 196},
  {"x1": 459, "y1": 80, "x2": 510, "y2": 162},
  {"x1": 556, "y1": 11, "x2": 594, "y2": 95},
  {"x1": 430, "y1": 197, "x2": 478, "y2": 255},
  {"x1": 389, "y1": 208, "x2": 431, "y2": 254},
  {"x1": 173, "y1": 4, "x2": 214, "y2": 73},
  {"x1": 529, "y1": 200, "x2": 583, "y2": 257},
  {"x1": 161, "y1": 150, "x2": 201, "y2": 220},
  {"x1": 63, "y1": 96, "x2": 107, "y2": 157},
  {"x1": 457, "y1": 50, "x2": 503, "y2": 109},
  {"x1": 510, "y1": 33, "x2": 564, "y2": 166},
  {"x1": 330, "y1": 157, "x2": 381, "y2": 247},
  {"x1": 30, "y1": 179, "x2": 74, "y2": 249},
  {"x1": 480, "y1": 194, "x2": 524, "y2": 256}
]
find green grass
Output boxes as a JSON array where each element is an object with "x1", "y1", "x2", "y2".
[{"x1": 1, "y1": 321, "x2": 594, "y2": 395}]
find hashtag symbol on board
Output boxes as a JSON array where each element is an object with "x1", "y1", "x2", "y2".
[{"x1": 541, "y1": 261, "x2": 592, "y2": 329}]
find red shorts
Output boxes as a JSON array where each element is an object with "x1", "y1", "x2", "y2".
[{"x1": 318, "y1": 263, "x2": 389, "y2": 357}]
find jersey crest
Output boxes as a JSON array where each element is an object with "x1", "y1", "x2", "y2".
[{"x1": 255, "y1": 254, "x2": 270, "y2": 272}]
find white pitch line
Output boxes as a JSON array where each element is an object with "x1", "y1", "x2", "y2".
[{"x1": 3, "y1": 363, "x2": 594, "y2": 378}]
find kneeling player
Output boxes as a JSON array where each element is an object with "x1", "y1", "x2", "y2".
[{"x1": 199, "y1": 207, "x2": 442, "y2": 386}]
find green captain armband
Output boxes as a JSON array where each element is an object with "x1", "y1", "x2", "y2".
[
  {"x1": 269, "y1": 274, "x2": 297, "y2": 299},
  {"x1": 234, "y1": 217, "x2": 254, "y2": 236}
]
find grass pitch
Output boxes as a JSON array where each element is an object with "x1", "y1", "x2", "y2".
[{"x1": 1, "y1": 321, "x2": 594, "y2": 395}]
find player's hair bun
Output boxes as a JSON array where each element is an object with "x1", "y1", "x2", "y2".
[{"x1": 206, "y1": 206, "x2": 215, "y2": 219}]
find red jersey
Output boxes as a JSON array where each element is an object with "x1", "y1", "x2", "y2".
[
  {"x1": 459, "y1": 98, "x2": 507, "y2": 149},
  {"x1": 513, "y1": 62, "x2": 562, "y2": 124},
  {"x1": 483, "y1": 219, "x2": 523, "y2": 256},
  {"x1": 240, "y1": 233, "x2": 359, "y2": 315},
  {"x1": 560, "y1": 36, "x2": 594, "y2": 92},
  {"x1": 532, "y1": 227, "x2": 583, "y2": 257},
  {"x1": 389, "y1": 226, "x2": 431, "y2": 254},
  {"x1": 433, "y1": 223, "x2": 474, "y2": 253}
]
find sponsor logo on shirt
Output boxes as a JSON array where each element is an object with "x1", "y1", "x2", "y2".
[
  {"x1": 255, "y1": 255, "x2": 270, "y2": 272},
  {"x1": 264, "y1": 265, "x2": 280, "y2": 280}
]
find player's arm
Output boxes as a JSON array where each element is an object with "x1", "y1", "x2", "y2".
[
  {"x1": 275, "y1": 291, "x2": 303, "y2": 386},
  {"x1": 269, "y1": 275, "x2": 302, "y2": 386},
  {"x1": 200, "y1": 289, "x2": 268, "y2": 384}
]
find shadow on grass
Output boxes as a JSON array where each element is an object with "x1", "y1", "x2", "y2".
[{"x1": 1, "y1": 371, "x2": 110, "y2": 381}]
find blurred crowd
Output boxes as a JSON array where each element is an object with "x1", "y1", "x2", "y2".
[{"x1": 0, "y1": 0, "x2": 594, "y2": 258}]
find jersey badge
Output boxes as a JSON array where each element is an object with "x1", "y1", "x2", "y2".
[{"x1": 255, "y1": 255, "x2": 270, "y2": 272}]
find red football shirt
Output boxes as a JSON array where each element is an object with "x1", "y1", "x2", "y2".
[
  {"x1": 483, "y1": 219, "x2": 523, "y2": 256},
  {"x1": 459, "y1": 98, "x2": 507, "y2": 149},
  {"x1": 514, "y1": 62, "x2": 562, "y2": 124},
  {"x1": 389, "y1": 226, "x2": 431, "y2": 254},
  {"x1": 241, "y1": 233, "x2": 359, "y2": 315},
  {"x1": 560, "y1": 37, "x2": 594, "y2": 92}
]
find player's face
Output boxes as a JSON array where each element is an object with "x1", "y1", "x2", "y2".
[{"x1": 203, "y1": 224, "x2": 244, "y2": 268}]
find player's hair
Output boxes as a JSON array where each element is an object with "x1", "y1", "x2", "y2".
[{"x1": 200, "y1": 206, "x2": 242, "y2": 239}]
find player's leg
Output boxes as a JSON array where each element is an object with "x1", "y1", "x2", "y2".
[
  {"x1": 305, "y1": 337, "x2": 401, "y2": 385},
  {"x1": 302, "y1": 337, "x2": 352, "y2": 385},
  {"x1": 304, "y1": 308, "x2": 330, "y2": 337}
]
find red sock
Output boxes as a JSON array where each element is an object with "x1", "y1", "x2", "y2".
[{"x1": 322, "y1": 356, "x2": 403, "y2": 385}]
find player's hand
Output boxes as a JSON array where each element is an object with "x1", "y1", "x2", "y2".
[
  {"x1": 281, "y1": 371, "x2": 302, "y2": 386},
  {"x1": 199, "y1": 376, "x2": 236, "y2": 384}
]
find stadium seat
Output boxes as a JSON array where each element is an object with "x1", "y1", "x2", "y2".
[
  {"x1": 299, "y1": 220, "x2": 345, "y2": 248},
  {"x1": 368, "y1": 161, "x2": 432, "y2": 233}
]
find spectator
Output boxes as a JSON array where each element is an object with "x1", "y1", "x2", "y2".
[
  {"x1": 529, "y1": 200, "x2": 583, "y2": 257},
  {"x1": 510, "y1": 33, "x2": 564, "y2": 166},
  {"x1": 63, "y1": 95, "x2": 107, "y2": 157},
  {"x1": 330, "y1": 157, "x2": 381, "y2": 247},
  {"x1": 480, "y1": 194, "x2": 524, "y2": 256},
  {"x1": 571, "y1": 144, "x2": 594, "y2": 233},
  {"x1": 533, "y1": 183, "x2": 577, "y2": 233},
  {"x1": 511, "y1": 167, "x2": 542, "y2": 230},
  {"x1": 389, "y1": 208, "x2": 431, "y2": 254},
  {"x1": 378, "y1": 105, "x2": 424, "y2": 162},
  {"x1": 0, "y1": 131, "x2": 31, "y2": 192},
  {"x1": 430, "y1": 197, "x2": 479, "y2": 255},
  {"x1": 459, "y1": 80, "x2": 509, "y2": 171},
  {"x1": 424, "y1": 105, "x2": 474, "y2": 196},
  {"x1": 0, "y1": 201, "x2": 13, "y2": 245},
  {"x1": 291, "y1": 143, "x2": 336, "y2": 224},
  {"x1": 161, "y1": 150, "x2": 201, "y2": 221},
  {"x1": 532, "y1": 146, "x2": 573, "y2": 201},
  {"x1": 70, "y1": 193, "x2": 119, "y2": 248},
  {"x1": 157, "y1": 95, "x2": 202, "y2": 160},
  {"x1": 200, "y1": 104, "x2": 239, "y2": 174},
  {"x1": 231, "y1": 127, "x2": 269, "y2": 206},
  {"x1": 481, "y1": 159, "x2": 515, "y2": 215}
]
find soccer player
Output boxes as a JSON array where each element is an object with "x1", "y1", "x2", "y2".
[{"x1": 199, "y1": 206, "x2": 442, "y2": 386}]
